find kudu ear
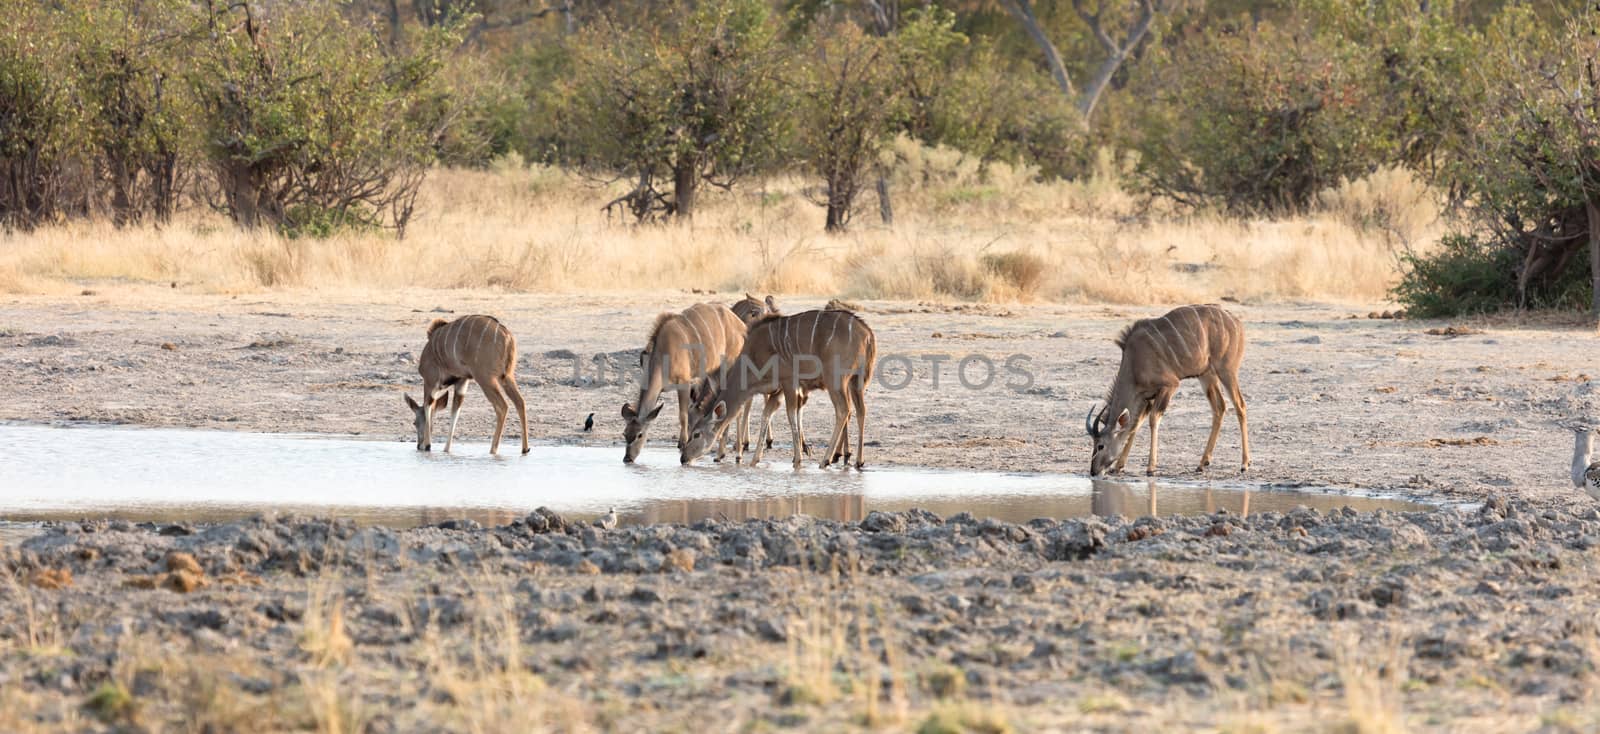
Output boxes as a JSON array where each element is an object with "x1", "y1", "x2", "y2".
[
  {"x1": 621, "y1": 403, "x2": 637, "y2": 420},
  {"x1": 1116, "y1": 409, "x2": 1130, "y2": 429},
  {"x1": 712, "y1": 401, "x2": 727, "y2": 421},
  {"x1": 404, "y1": 394, "x2": 420, "y2": 411},
  {"x1": 764, "y1": 295, "x2": 777, "y2": 312},
  {"x1": 646, "y1": 402, "x2": 664, "y2": 421}
]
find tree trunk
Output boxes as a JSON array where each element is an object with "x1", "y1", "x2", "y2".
[
  {"x1": 876, "y1": 174, "x2": 893, "y2": 226},
  {"x1": 672, "y1": 157, "x2": 698, "y2": 221},
  {"x1": 997, "y1": 0, "x2": 1075, "y2": 99},
  {"x1": 108, "y1": 155, "x2": 135, "y2": 229},
  {"x1": 1588, "y1": 199, "x2": 1600, "y2": 319},
  {"x1": 825, "y1": 183, "x2": 849, "y2": 233},
  {"x1": 1078, "y1": 51, "x2": 1128, "y2": 120},
  {"x1": 386, "y1": 0, "x2": 404, "y2": 50}
]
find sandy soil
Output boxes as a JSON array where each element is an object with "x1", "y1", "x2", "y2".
[{"x1": 0, "y1": 286, "x2": 1594, "y2": 504}]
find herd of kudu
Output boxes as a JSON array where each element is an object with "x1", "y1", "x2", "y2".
[{"x1": 404, "y1": 298, "x2": 1250, "y2": 477}]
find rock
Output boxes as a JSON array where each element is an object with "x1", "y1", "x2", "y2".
[
  {"x1": 165, "y1": 552, "x2": 203, "y2": 575},
  {"x1": 162, "y1": 569, "x2": 208, "y2": 593},
  {"x1": 664, "y1": 548, "x2": 697, "y2": 573},
  {"x1": 28, "y1": 568, "x2": 72, "y2": 590},
  {"x1": 860, "y1": 511, "x2": 905, "y2": 534},
  {"x1": 628, "y1": 587, "x2": 663, "y2": 604},
  {"x1": 755, "y1": 618, "x2": 788, "y2": 642},
  {"x1": 1045, "y1": 520, "x2": 1107, "y2": 560}
]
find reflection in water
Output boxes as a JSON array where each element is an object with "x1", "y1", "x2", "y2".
[{"x1": 0, "y1": 424, "x2": 1428, "y2": 530}]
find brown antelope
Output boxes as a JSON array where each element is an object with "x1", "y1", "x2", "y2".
[
  {"x1": 621, "y1": 303, "x2": 746, "y2": 463},
  {"x1": 680, "y1": 309, "x2": 876, "y2": 469},
  {"x1": 403, "y1": 315, "x2": 528, "y2": 455},
  {"x1": 1085, "y1": 304, "x2": 1249, "y2": 476},
  {"x1": 726, "y1": 293, "x2": 812, "y2": 458}
]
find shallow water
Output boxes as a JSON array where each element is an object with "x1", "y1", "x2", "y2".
[{"x1": 0, "y1": 424, "x2": 1428, "y2": 537}]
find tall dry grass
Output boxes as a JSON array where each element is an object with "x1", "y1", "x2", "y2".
[{"x1": 0, "y1": 145, "x2": 1446, "y2": 304}]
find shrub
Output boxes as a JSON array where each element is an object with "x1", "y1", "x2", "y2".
[
  {"x1": 1392, "y1": 233, "x2": 1591, "y2": 318},
  {"x1": 981, "y1": 251, "x2": 1047, "y2": 297},
  {"x1": 1391, "y1": 234, "x2": 1517, "y2": 318},
  {"x1": 186, "y1": 2, "x2": 463, "y2": 235},
  {"x1": 68, "y1": 0, "x2": 197, "y2": 226},
  {"x1": 0, "y1": 2, "x2": 84, "y2": 230},
  {"x1": 562, "y1": 0, "x2": 792, "y2": 221},
  {"x1": 795, "y1": 24, "x2": 903, "y2": 232},
  {"x1": 1127, "y1": 18, "x2": 1391, "y2": 214}
]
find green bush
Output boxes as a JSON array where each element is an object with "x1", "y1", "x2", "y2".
[
  {"x1": 1392, "y1": 234, "x2": 1592, "y2": 317},
  {"x1": 1391, "y1": 234, "x2": 1517, "y2": 318},
  {"x1": 562, "y1": 0, "x2": 792, "y2": 221},
  {"x1": 186, "y1": 2, "x2": 464, "y2": 235},
  {"x1": 1126, "y1": 18, "x2": 1392, "y2": 214},
  {"x1": 0, "y1": 1, "x2": 84, "y2": 230},
  {"x1": 67, "y1": 0, "x2": 196, "y2": 226}
]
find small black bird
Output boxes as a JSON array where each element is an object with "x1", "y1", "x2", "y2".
[{"x1": 583, "y1": 412, "x2": 595, "y2": 432}]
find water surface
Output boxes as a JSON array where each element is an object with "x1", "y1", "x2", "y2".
[{"x1": 0, "y1": 424, "x2": 1429, "y2": 537}]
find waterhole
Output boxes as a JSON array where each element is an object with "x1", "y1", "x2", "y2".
[{"x1": 0, "y1": 424, "x2": 1430, "y2": 539}]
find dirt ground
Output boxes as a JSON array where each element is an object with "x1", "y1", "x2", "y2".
[
  {"x1": 0, "y1": 286, "x2": 1594, "y2": 504},
  {"x1": 7, "y1": 287, "x2": 1600, "y2": 732}
]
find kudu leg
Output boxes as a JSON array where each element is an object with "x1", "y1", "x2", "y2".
[
  {"x1": 850, "y1": 375, "x2": 867, "y2": 470},
  {"x1": 443, "y1": 384, "x2": 467, "y2": 453},
  {"x1": 1146, "y1": 410, "x2": 1164, "y2": 476},
  {"x1": 733, "y1": 403, "x2": 751, "y2": 464},
  {"x1": 1198, "y1": 377, "x2": 1226, "y2": 471},
  {"x1": 502, "y1": 378, "x2": 530, "y2": 455},
  {"x1": 785, "y1": 389, "x2": 805, "y2": 469},
  {"x1": 1223, "y1": 373, "x2": 1250, "y2": 472},
  {"x1": 821, "y1": 382, "x2": 852, "y2": 470},
  {"x1": 1112, "y1": 407, "x2": 1146, "y2": 474},
  {"x1": 479, "y1": 377, "x2": 511, "y2": 456},
  {"x1": 753, "y1": 395, "x2": 782, "y2": 466},
  {"x1": 1145, "y1": 388, "x2": 1175, "y2": 476},
  {"x1": 677, "y1": 388, "x2": 691, "y2": 450}
]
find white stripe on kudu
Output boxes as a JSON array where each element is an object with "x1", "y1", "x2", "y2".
[
  {"x1": 476, "y1": 319, "x2": 494, "y2": 356},
  {"x1": 808, "y1": 310, "x2": 821, "y2": 354},
  {"x1": 1161, "y1": 316, "x2": 1191, "y2": 358}
]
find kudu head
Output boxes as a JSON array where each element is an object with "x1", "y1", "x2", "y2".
[
  {"x1": 731, "y1": 294, "x2": 776, "y2": 325},
  {"x1": 1086, "y1": 403, "x2": 1132, "y2": 476},
  {"x1": 404, "y1": 394, "x2": 432, "y2": 451},
  {"x1": 678, "y1": 379, "x2": 728, "y2": 465},
  {"x1": 620, "y1": 400, "x2": 663, "y2": 463}
]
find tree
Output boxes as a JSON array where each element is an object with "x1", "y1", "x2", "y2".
[
  {"x1": 1127, "y1": 18, "x2": 1391, "y2": 214},
  {"x1": 187, "y1": 1, "x2": 463, "y2": 235},
  {"x1": 564, "y1": 0, "x2": 792, "y2": 221},
  {"x1": 1445, "y1": 9, "x2": 1600, "y2": 316},
  {"x1": 797, "y1": 24, "x2": 904, "y2": 231},
  {"x1": 996, "y1": 0, "x2": 1174, "y2": 125},
  {"x1": 69, "y1": 0, "x2": 196, "y2": 226},
  {"x1": 0, "y1": 1, "x2": 83, "y2": 230}
]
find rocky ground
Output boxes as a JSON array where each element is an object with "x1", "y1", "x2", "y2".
[
  {"x1": 4, "y1": 498, "x2": 1600, "y2": 732},
  {"x1": 4, "y1": 287, "x2": 1600, "y2": 731}
]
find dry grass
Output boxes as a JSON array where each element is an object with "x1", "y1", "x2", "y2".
[{"x1": 0, "y1": 146, "x2": 1446, "y2": 305}]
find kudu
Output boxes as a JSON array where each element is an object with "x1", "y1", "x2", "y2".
[
  {"x1": 620, "y1": 303, "x2": 746, "y2": 463},
  {"x1": 680, "y1": 309, "x2": 876, "y2": 469},
  {"x1": 1085, "y1": 304, "x2": 1249, "y2": 476},
  {"x1": 725, "y1": 293, "x2": 816, "y2": 459},
  {"x1": 404, "y1": 315, "x2": 528, "y2": 455}
]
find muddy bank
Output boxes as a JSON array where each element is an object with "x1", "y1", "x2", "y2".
[{"x1": 5, "y1": 498, "x2": 1600, "y2": 730}]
